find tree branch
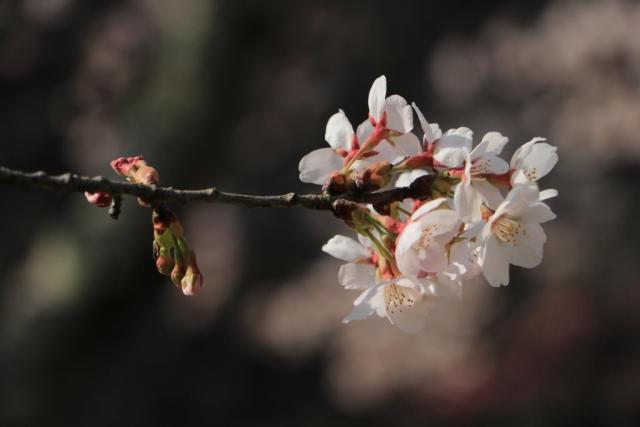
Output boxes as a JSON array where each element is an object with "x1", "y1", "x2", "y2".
[{"x1": 0, "y1": 165, "x2": 433, "y2": 210}]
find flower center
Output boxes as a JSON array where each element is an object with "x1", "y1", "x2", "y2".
[
  {"x1": 470, "y1": 158, "x2": 493, "y2": 177},
  {"x1": 413, "y1": 225, "x2": 438, "y2": 259},
  {"x1": 492, "y1": 215, "x2": 526, "y2": 246},
  {"x1": 525, "y1": 167, "x2": 539, "y2": 182},
  {"x1": 384, "y1": 283, "x2": 415, "y2": 314}
]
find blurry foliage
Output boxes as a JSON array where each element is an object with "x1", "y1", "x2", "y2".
[{"x1": 1, "y1": 0, "x2": 640, "y2": 426}]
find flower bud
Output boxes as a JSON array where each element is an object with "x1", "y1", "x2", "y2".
[
  {"x1": 110, "y1": 156, "x2": 145, "y2": 177},
  {"x1": 156, "y1": 253, "x2": 175, "y2": 276},
  {"x1": 84, "y1": 191, "x2": 112, "y2": 207},
  {"x1": 110, "y1": 156, "x2": 159, "y2": 186},
  {"x1": 181, "y1": 251, "x2": 203, "y2": 296},
  {"x1": 153, "y1": 242, "x2": 175, "y2": 276},
  {"x1": 350, "y1": 161, "x2": 392, "y2": 192},
  {"x1": 323, "y1": 171, "x2": 348, "y2": 196}
]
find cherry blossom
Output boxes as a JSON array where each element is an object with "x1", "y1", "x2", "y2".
[
  {"x1": 299, "y1": 109, "x2": 357, "y2": 185},
  {"x1": 393, "y1": 103, "x2": 442, "y2": 187},
  {"x1": 510, "y1": 137, "x2": 559, "y2": 186},
  {"x1": 355, "y1": 76, "x2": 422, "y2": 166},
  {"x1": 367, "y1": 75, "x2": 413, "y2": 135},
  {"x1": 322, "y1": 234, "x2": 377, "y2": 290},
  {"x1": 412, "y1": 102, "x2": 443, "y2": 149},
  {"x1": 478, "y1": 185, "x2": 556, "y2": 287},
  {"x1": 452, "y1": 132, "x2": 510, "y2": 222},
  {"x1": 298, "y1": 75, "x2": 560, "y2": 332},
  {"x1": 342, "y1": 277, "x2": 439, "y2": 333},
  {"x1": 395, "y1": 198, "x2": 460, "y2": 278}
]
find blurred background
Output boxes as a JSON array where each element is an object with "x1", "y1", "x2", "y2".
[{"x1": 1, "y1": 0, "x2": 639, "y2": 425}]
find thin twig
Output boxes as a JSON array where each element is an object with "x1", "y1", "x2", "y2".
[{"x1": 0, "y1": 165, "x2": 433, "y2": 210}]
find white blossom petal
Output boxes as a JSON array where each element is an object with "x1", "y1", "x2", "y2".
[
  {"x1": 481, "y1": 234, "x2": 510, "y2": 287},
  {"x1": 433, "y1": 127, "x2": 473, "y2": 167},
  {"x1": 343, "y1": 286, "x2": 383, "y2": 323},
  {"x1": 412, "y1": 102, "x2": 428, "y2": 133},
  {"x1": 510, "y1": 138, "x2": 557, "y2": 182},
  {"x1": 416, "y1": 209, "x2": 460, "y2": 237},
  {"x1": 387, "y1": 132, "x2": 422, "y2": 160},
  {"x1": 368, "y1": 139, "x2": 397, "y2": 163},
  {"x1": 507, "y1": 223, "x2": 546, "y2": 268},
  {"x1": 518, "y1": 142, "x2": 558, "y2": 182},
  {"x1": 539, "y1": 188, "x2": 558, "y2": 201},
  {"x1": 510, "y1": 169, "x2": 530, "y2": 186},
  {"x1": 479, "y1": 131, "x2": 509, "y2": 155},
  {"x1": 497, "y1": 184, "x2": 540, "y2": 218},
  {"x1": 454, "y1": 182, "x2": 482, "y2": 222},
  {"x1": 396, "y1": 224, "x2": 449, "y2": 277},
  {"x1": 298, "y1": 148, "x2": 343, "y2": 185},
  {"x1": 356, "y1": 119, "x2": 373, "y2": 143},
  {"x1": 384, "y1": 279, "x2": 436, "y2": 333},
  {"x1": 510, "y1": 137, "x2": 547, "y2": 169},
  {"x1": 368, "y1": 75, "x2": 386, "y2": 121},
  {"x1": 473, "y1": 180, "x2": 504, "y2": 210},
  {"x1": 411, "y1": 102, "x2": 441, "y2": 144},
  {"x1": 463, "y1": 221, "x2": 485, "y2": 239},
  {"x1": 411, "y1": 197, "x2": 448, "y2": 220},
  {"x1": 517, "y1": 202, "x2": 556, "y2": 224},
  {"x1": 384, "y1": 95, "x2": 413, "y2": 134},
  {"x1": 325, "y1": 109, "x2": 354, "y2": 151},
  {"x1": 338, "y1": 262, "x2": 376, "y2": 289},
  {"x1": 322, "y1": 235, "x2": 368, "y2": 261},
  {"x1": 395, "y1": 221, "x2": 423, "y2": 255},
  {"x1": 449, "y1": 239, "x2": 473, "y2": 274},
  {"x1": 473, "y1": 154, "x2": 510, "y2": 175}
]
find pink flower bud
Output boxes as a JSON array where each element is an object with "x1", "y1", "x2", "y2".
[
  {"x1": 110, "y1": 156, "x2": 145, "y2": 177},
  {"x1": 181, "y1": 270, "x2": 203, "y2": 296},
  {"x1": 155, "y1": 255, "x2": 175, "y2": 276},
  {"x1": 181, "y1": 252, "x2": 203, "y2": 296},
  {"x1": 84, "y1": 191, "x2": 112, "y2": 207}
]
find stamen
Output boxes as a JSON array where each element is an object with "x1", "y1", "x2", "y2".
[
  {"x1": 525, "y1": 167, "x2": 538, "y2": 181},
  {"x1": 412, "y1": 224, "x2": 438, "y2": 255},
  {"x1": 470, "y1": 158, "x2": 493, "y2": 177},
  {"x1": 384, "y1": 283, "x2": 415, "y2": 314},
  {"x1": 492, "y1": 215, "x2": 526, "y2": 247}
]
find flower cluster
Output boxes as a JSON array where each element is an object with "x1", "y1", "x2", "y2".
[
  {"x1": 300, "y1": 76, "x2": 559, "y2": 333},
  {"x1": 84, "y1": 156, "x2": 203, "y2": 296}
]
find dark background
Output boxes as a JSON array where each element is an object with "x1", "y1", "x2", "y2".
[{"x1": 1, "y1": 0, "x2": 639, "y2": 425}]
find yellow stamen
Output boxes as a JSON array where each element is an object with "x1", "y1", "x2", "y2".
[
  {"x1": 384, "y1": 283, "x2": 415, "y2": 314},
  {"x1": 492, "y1": 215, "x2": 526, "y2": 247}
]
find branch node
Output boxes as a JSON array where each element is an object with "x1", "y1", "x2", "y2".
[
  {"x1": 206, "y1": 188, "x2": 218, "y2": 199},
  {"x1": 61, "y1": 172, "x2": 73, "y2": 184},
  {"x1": 284, "y1": 192, "x2": 297, "y2": 204}
]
